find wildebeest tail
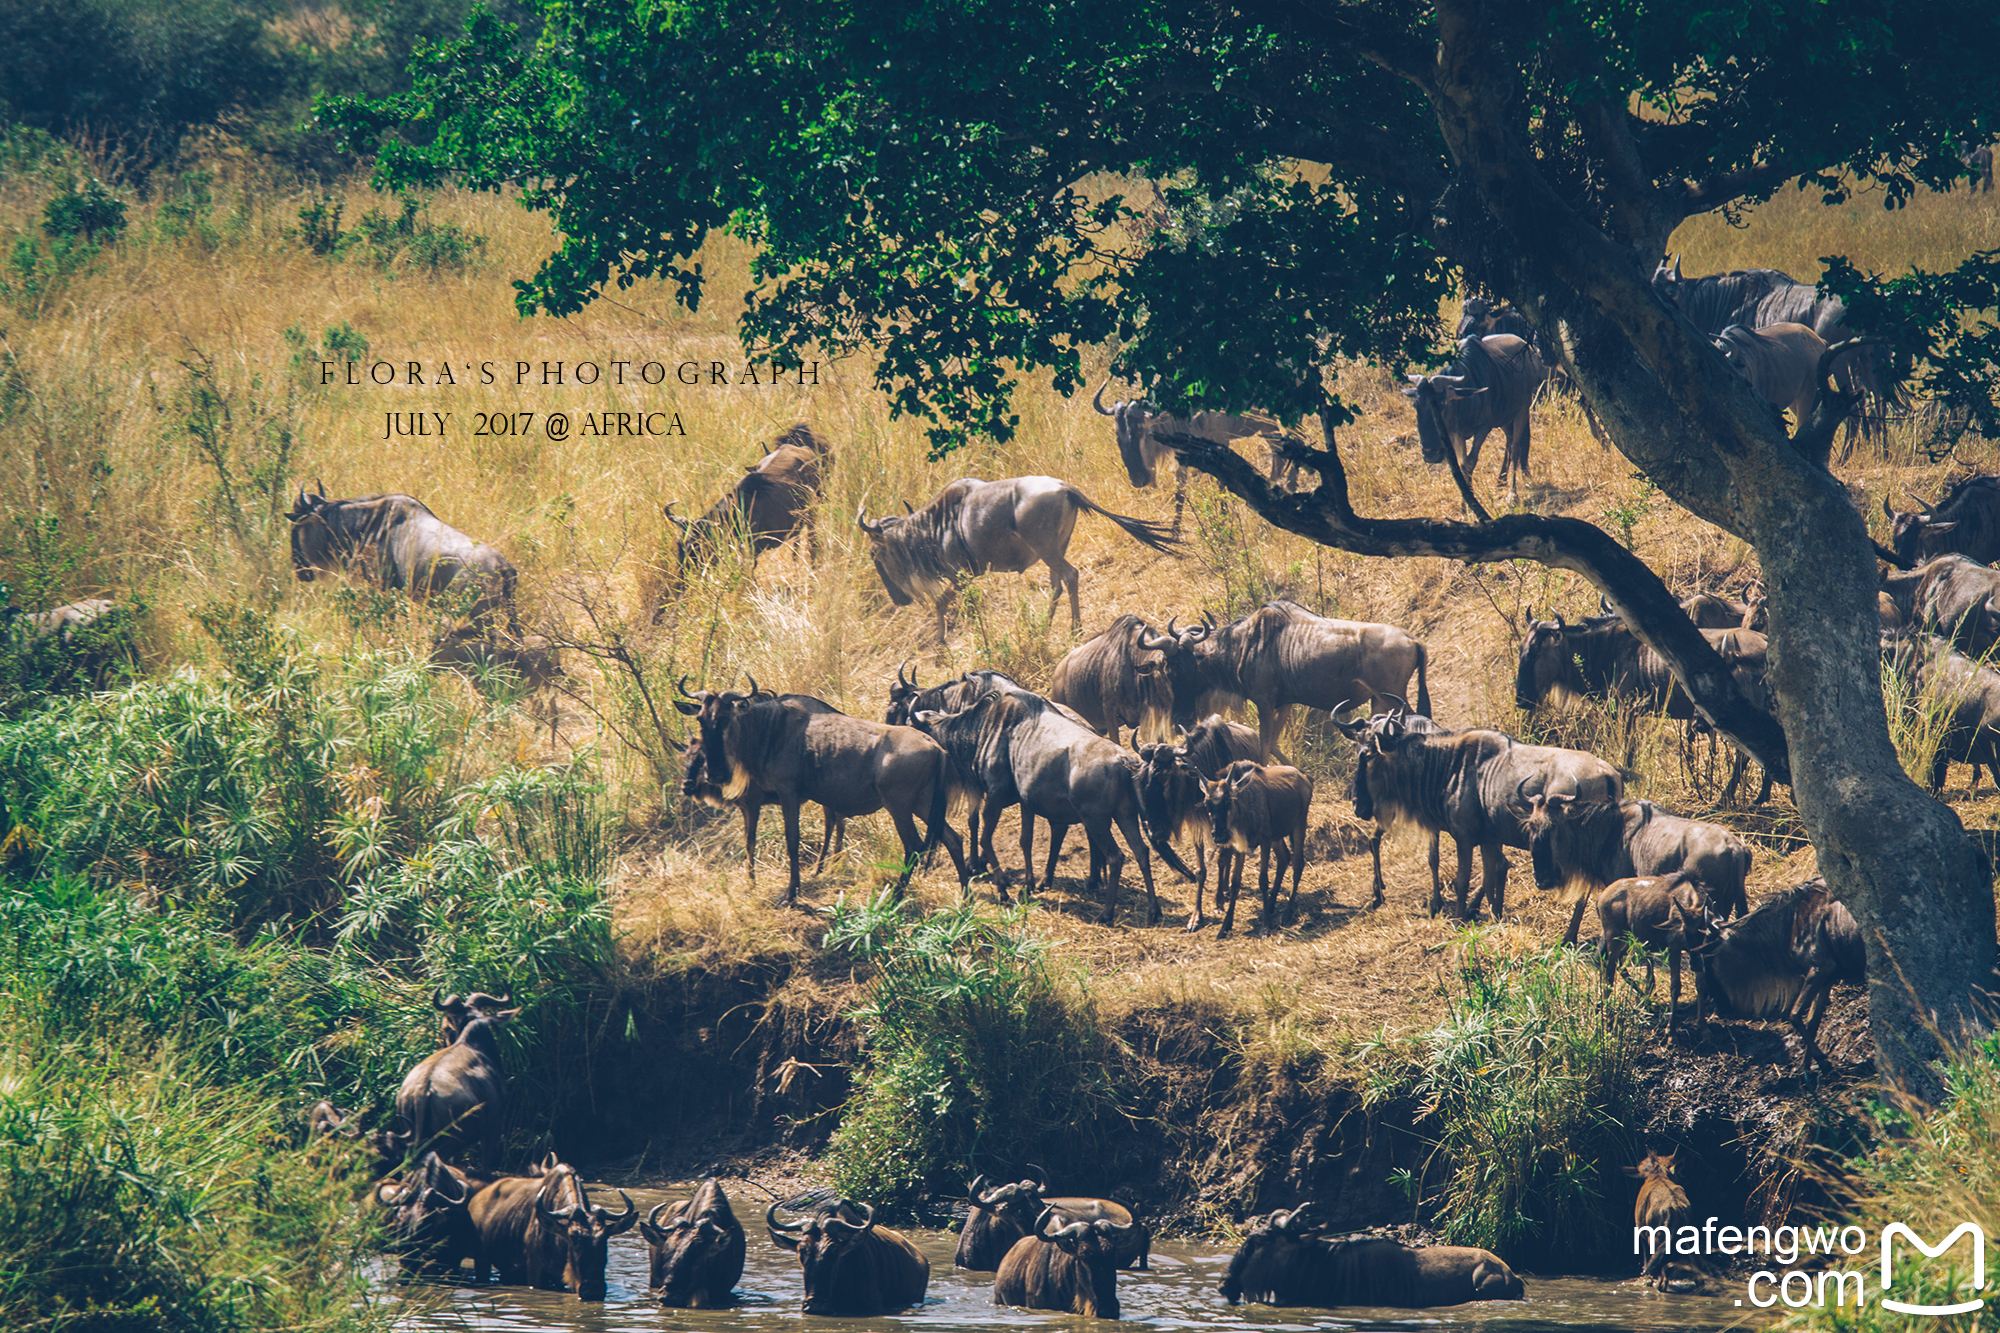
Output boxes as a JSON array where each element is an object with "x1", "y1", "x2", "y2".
[
  {"x1": 1065, "y1": 487, "x2": 1180, "y2": 552},
  {"x1": 1414, "y1": 643, "x2": 1431, "y2": 719}
]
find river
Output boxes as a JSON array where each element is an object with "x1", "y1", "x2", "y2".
[{"x1": 399, "y1": 1184, "x2": 1760, "y2": 1332}]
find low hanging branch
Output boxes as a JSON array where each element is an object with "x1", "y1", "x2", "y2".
[{"x1": 1157, "y1": 423, "x2": 1793, "y2": 785}]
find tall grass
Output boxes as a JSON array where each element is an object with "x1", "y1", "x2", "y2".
[{"x1": 1880, "y1": 645, "x2": 1969, "y2": 790}]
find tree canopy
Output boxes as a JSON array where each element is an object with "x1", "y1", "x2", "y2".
[{"x1": 328, "y1": 0, "x2": 2000, "y2": 1090}]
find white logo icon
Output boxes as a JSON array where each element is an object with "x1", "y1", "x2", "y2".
[{"x1": 1881, "y1": 1223, "x2": 1986, "y2": 1316}]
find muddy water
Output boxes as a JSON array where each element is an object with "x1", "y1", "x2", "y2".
[{"x1": 400, "y1": 1185, "x2": 1754, "y2": 1333}]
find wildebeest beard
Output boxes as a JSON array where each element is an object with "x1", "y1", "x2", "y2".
[{"x1": 869, "y1": 505, "x2": 965, "y2": 604}]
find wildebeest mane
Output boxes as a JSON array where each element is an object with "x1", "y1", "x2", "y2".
[
  {"x1": 1700, "y1": 879, "x2": 1845, "y2": 1018},
  {"x1": 869, "y1": 485, "x2": 967, "y2": 601}
]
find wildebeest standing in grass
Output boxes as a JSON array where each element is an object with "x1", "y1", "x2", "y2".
[
  {"x1": 1200, "y1": 760, "x2": 1312, "y2": 937},
  {"x1": 766, "y1": 1199, "x2": 930, "y2": 1316},
  {"x1": 1881, "y1": 630, "x2": 2000, "y2": 794},
  {"x1": 1714, "y1": 322, "x2": 1828, "y2": 425},
  {"x1": 1051, "y1": 614, "x2": 1209, "y2": 747},
  {"x1": 1401, "y1": 334, "x2": 1546, "y2": 498},
  {"x1": 1092, "y1": 383, "x2": 1298, "y2": 532},
  {"x1": 663, "y1": 423, "x2": 831, "y2": 587},
  {"x1": 640, "y1": 1177, "x2": 746, "y2": 1307},
  {"x1": 1220, "y1": 1205, "x2": 1525, "y2": 1307},
  {"x1": 857, "y1": 475, "x2": 1177, "y2": 640},
  {"x1": 1135, "y1": 714, "x2": 1266, "y2": 930},
  {"x1": 1594, "y1": 872, "x2": 1719, "y2": 1037},
  {"x1": 1188, "y1": 600, "x2": 1430, "y2": 757},
  {"x1": 1910, "y1": 554, "x2": 2000, "y2": 658},
  {"x1": 1518, "y1": 796, "x2": 1753, "y2": 944},
  {"x1": 1340, "y1": 713, "x2": 1621, "y2": 920},
  {"x1": 1883, "y1": 475, "x2": 2000, "y2": 568},
  {"x1": 676, "y1": 683, "x2": 967, "y2": 904},
  {"x1": 288, "y1": 484, "x2": 520, "y2": 634},
  {"x1": 1693, "y1": 878, "x2": 1865, "y2": 1074},
  {"x1": 680, "y1": 687, "x2": 848, "y2": 879},
  {"x1": 1628, "y1": 1151, "x2": 1698, "y2": 1290},
  {"x1": 992, "y1": 1207, "x2": 1139, "y2": 1318}
]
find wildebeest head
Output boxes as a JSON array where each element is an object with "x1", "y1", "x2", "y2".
[
  {"x1": 379, "y1": 1150, "x2": 473, "y2": 1273},
  {"x1": 884, "y1": 661, "x2": 923, "y2": 726},
  {"x1": 766, "y1": 1198, "x2": 886, "y2": 1315},
  {"x1": 1033, "y1": 1205, "x2": 1134, "y2": 1319},
  {"x1": 856, "y1": 505, "x2": 920, "y2": 606},
  {"x1": 1514, "y1": 609, "x2": 1583, "y2": 710},
  {"x1": 1142, "y1": 614, "x2": 1215, "y2": 731},
  {"x1": 432, "y1": 986, "x2": 512, "y2": 1046},
  {"x1": 1625, "y1": 1148, "x2": 1679, "y2": 1187},
  {"x1": 1218, "y1": 1204, "x2": 1327, "y2": 1304},
  {"x1": 1651, "y1": 253, "x2": 1685, "y2": 297},
  {"x1": 664, "y1": 500, "x2": 733, "y2": 577},
  {"x1": 1401, "y1": 372, "x2": 1490, "y2": 466},
  {"x1": 535, "y1": 1181, "x2": 638, "y2": 1301},
  {"x1": 287, "y1": 481, "x2": 341, "y2": 582},
  {"x1": 1511, "y1": 781, "x2": 1593, "y2": 889},
  {"x1": 641, "y1": 1178, "x2": 745, "y2": 1307},
  {"x1": 1334, "y1": 709, "x2": 1418, "y2": 823},
  {"x1": 969, "y1": 1170, "x2": 1046, "y2": 1230},
  {"x1": 673, "y1": 676, "x2": 773, "y2": 801},
  {"x1": 1882, "y1": 484, "x2": 1987, "y2": 566}
]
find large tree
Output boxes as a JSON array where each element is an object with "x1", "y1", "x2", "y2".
[{"x1": 329, "y1": 0, "x2": 2000, "y2": 1091}]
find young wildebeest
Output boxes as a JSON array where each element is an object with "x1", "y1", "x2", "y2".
[
  {"x1": 1200, "y1": 760, "x2": 1313, "y2": 937},
  {"x1": 469, "y1": 1162, "x2": 637, "y2": 1299},
  {"x1": 1627, "y1": 1150, "x2": 1698, "y2": 1290},
  {"x1": 1401, "y1": 334, "x2": 1547, "y2": 498},
  {"x1": 1881, "y1": 631, "x2": 2000, "y2": 793},
  {"x1": 1050, "y1": 614, "x2": 1209, "y2": 747},
  {"x1": 663, "y1": 423, "x2": 831, "y2": 588},
  {"x1": 640, "y1": 1177, "x2": 746, "y2": 1307},
  {"x1": 1520, "y1": 796, "x2": 1752, "y2": 945},
  {"x1": 993, "y1": 1207, "x2": 1140, "y2": 1318},
  {"x1": 1884, "y1": 474, "x2": 2000, "y2": 567},
  {"x1": 766, "y1": 1199, "x2": 930, "y2": 1316},
  {"x1": 1092, "y1": 383, "x2": 1296, "y2": 532},
  {"x1": 1340, "y1": 714, "x2": 1622, "y2": 920},
  {"x1": 1220, "y1": 1205, "x2": 1525, "y2": 1308},
  {"x1": 680, "y1": 686, "x2": 848, "y2": 878},
  {"x1": 1595, "y1": 872, "x2": 1719, "y2": 1037},
  {"x1": 1695, "y1": 878, "x2": 1866, "y2": 1075},
  {"x1": 1135, "y1": 714, "x2": 1266, "y2": 930},
  {"x1": 857, "y1": 475, "x2": 1177, "y2": 640},
  {"x1": 288, "y1": 484, "x2": 520, "y2": 634},
  {"x1": 1714, "y1": 322, "x2": 1828, "y2": 426},
  {"x1": 1186, "y1": 600, "x2": 1430, "y2": 757},
  {"x1": 677, "y1": 682, "x2": 967, "y2": 904}
]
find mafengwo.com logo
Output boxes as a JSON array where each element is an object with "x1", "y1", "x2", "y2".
[{"x1": 1635, "y1": 1217, "x2": 1986, "y2": 1313}]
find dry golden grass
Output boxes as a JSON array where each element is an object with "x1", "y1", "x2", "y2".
[{"x1": 6, "y1": 160, "x2": 2000, "y2": 1066}]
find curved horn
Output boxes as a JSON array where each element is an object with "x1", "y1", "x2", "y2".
[
  {"x1": 676, "y1": 674, "x2": 700, "y2": 700},
  {"x1": 664, "y1": 502, "x2": 690, "y2": 532},
  {"x1": 647, "y1": 1200, "x2": 672, "y2": 1230},
  {"x1": 1093, "y1": 379, "x2": 1115, "y2": 415},
  {"x1": 968, "y1": 1173, "x2": 988, "y2": 1200},
  {"x1": 377, "y1": 1179, "x2": 414, "y2": 1207},
  {"x1": 744, "y1": 672, "x2": 761, "y2": 698},
  {"x1": 432, "y1": 988, "x2": 454, "y2": 1011},
  {"x1": 1600, "y1": 594, "x2": 1615, "y2": 616},
  {"x1": 537, "y1": 1194, "x2": 569, "y2": 1222},
  {"x1": 1883, "y1": 495, "x2": 1900, "y2": 519},
  {"x1": 765, "y1": 1201, "x2": 806, "y2": 1233},
  {"x1": 902, "y1": 499, "x2": 915, "y2": 515},
  {"x1": 1903, "y1": 490, "x2": 1936, "y2": 516},
  {"x1": 1512, "y1": 777, "x2": 1536, "y2": 812},
  {"x1": 1136, "y1": 626, "x2": 1172, "y2": 651},
  {"x1": 826, "y1": 1201, "x2": 876, "y2": 1234},
  {"x1": 1037, "y1": 1207, "x2": 1089, "y2": 1242},
  {"x1": 1027, "y1": 1163, "x2": 1050, "y2": 1191},
  {"x1": 600, "y1": 1190, "x2": 637, "y2": 1228},
  {"x1": 465, "y1": 991, "x2": 511, "y2": 1011},
  {"x1": 1817, "y1": 336, "x2": 1888, "y2": 402},
  {"x1": 897, "y1": 660, "x2": 912, "y2": 689}
]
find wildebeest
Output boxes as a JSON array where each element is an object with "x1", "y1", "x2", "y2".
[
  {"x1": 469, "y1": 1162, "x2": 637, "y2": 1299},
  {"x1": 857, "y1": 476, "x2": 1177, "y2": 639},
  {"x1": 1961, "y1": 143, "x2": 1994, "y2": 193},
  {"x1": 388, "y1": 1004, "x2": 516, "y2": 1164},
  {"x1": 430, "y1": 988, "x2": 512, "y2": 1047},
  {"x1": 1519, "y1": 796, "x2": 1752, "y2": 944},
  {"x1": 1220, "y1": 1205, "x2": 1525, "y2": 1307},
  {"x1": 664, "y1": 423, "x2": 831, "y2": 584},
  {"x1": 640, "y1": 1178, "x2": 745, "y2": 1307},
  {"x1": 681, "y1": 687, "x2": 848, "y2": 880},
  {"x1": 1594, "y1": 872, "x2": 1721, "y2": 1037},
  {"x1": 1880, "y1": 631, "x2": 2000, "y2": 793},
  {"x1": 1050, "y1": 614, "x2": 1208, "y2": 747},
  {"x1": 1627, "y1": 1150, "x2": 1697, "y2": 1290},
  {"x1": 306, "y1": 1099, "x2": 357, "y2": 1140},
  {"x1": 1188, "y1": 600, "x2": 1430, "y2": 756},
  {"x1": 956, "y1": 1173, "x2": 1042, "y2": 1270},
  {"x1": 1456, "y1": 296, "x2": 1536, "y2": 349},
  {"x1": 430, "y1": 627, "x2": 563, "y2": 692},
  {"x1": 1339, "y1": 713, "x2": 1622, "y2": 920},
  {"x1": 1679, "y1": 586, "x2": 1764, "y2": 631},
  {"x1": 1092, "y1": 383, "x2": 1297, "y2": 531},
  {"x1": 1693, "y1": 878, "x2": 1866, "y2": 1074},
  {"x1": 288, "y1": 485, "x2": 519, "y2": 633},
  {"x1": 2, "y1": 597, "x2": 137, "y2": 690},
  {"x1": 766, "y1": 1198, "x2": 930, "y2": 1316},
  {"x1": 1135, "y1": 715, "x2": 1267, "y2": 930},
  {"x1": 378, "y1": 1150, "x2": 478, "y2": 1276},
  {"x1": 676, "y1": 682, "x2": 967, "y2": 903},
  {"x1": 1714, "y1": 322, "x2": 1828, "y2": 425},
  {"x1": 1883, "y1": 475, "x2": 2000, "y2": 567},
  {"x1": 911, "y1": 690, "x2": 1189, "y2": 922},
  {"x1": 992, "y1": 1207, "x2": 1139, "y2": 1318},
  {"x1": 1910, "y1": 553, "x2": 2000, "y2": 657},
  {"x1": 1200, "y1": 760, "x2": 1313, "y2": 936},
  {"x1": 1401, "y1": 334, "x2": 1547, "y2": 496}
]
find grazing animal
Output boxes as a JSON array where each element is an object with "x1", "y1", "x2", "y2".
[
  {"x1": 306, "y1": 1100, "x2": 356, "y2": 1140},
  {"x1": 956, "y1": 1173, "x2": 1042, "y2": 1270},
  {"x1": 640, "y1": 1178, "x2": 745, "y2": 1307},
  {"x1": 1595, "y1": 873, "x2": 1720, "y2": 1036},
  {"x1": 664, "y1": 423, "x2": 830, "y2": 583},
  {"x1": 675, "y1": 683, "x2": 968, "y2": 903},
  {"x1": 1884, "y1": 476, "x2": 2000, "y2": 568},
  {"x1": 1135, "y1": 715, "x2": 1267, "y2": 930},
  {"x1": 1188, "y1": 600, "x2": 1430, "y2": 756},
  {"x1": 681, "y1": 688, "x2": 848, "y2": 879},
  {"x1": 287, "y1": 485, "x2": 519, "y2": 634},
  {"x1": 1714, "y1": 322, "x2": 1828, "y2": 425},
  {"x1": 1679, "y1": 591, "x2": 1758, "y2": 629},
  {"x1": 1340, "y1": 713, "x2": 1621, "y2": 920},
  {"x1": 469, "y1": 1162, "x2": 637, "y2": 1299},
  {"x1": 1627, "y1": 1151, "x2": 1698, "y2": 1289},
  {"x1": 766, "y1": 1199, "x2": 930, "y2": 1316},
  {"x1": 1694, "y1": 878, "x2": 1866, "y2": 1074},
  {"x1": 389, "y1": 1006, "x2": 516, "y2": 1165},
  {"x1": 1911, "y1": 553, "x2": 2000, "y2": 657},
  {"x1": 1519, "y1": 797, "x2": 1753, "y2": 944},
  {"x1": 1050, "y1": 614, "x2": 1210, "y2": 747},
  {"x1": 1220, "y1": 1205, "x2": 1525, "y2": 1307},
  {"x1": 993, "y1": 1206, "x2": 1139, "y2": 1318},
  {"x1": 1199, "y1": 760, "x2": 1313, "y2": 936},
  {"x1": 856, "y1": 476, "x2": 1177, "y2": 638},
  {"x1": 1092, "y1": 383, "x2": 1298, "y2": 531},
  {"x1": 1880, "y1": 632, "x2": 2000, "y2": 793},
  {"x1": 1401, "y1": 334, "x2": 1547, "y2": 496},
  {"x1": 378, "y1": 1150, "x2": 478, "y2": 1276},
  {"x1": 1456, "y1": 296, "x2": 1537, "y2": 350}
]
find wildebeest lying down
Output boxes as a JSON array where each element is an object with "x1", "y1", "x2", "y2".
[
  {"x1": 857, "y1": 475, "x2": 1177, "y2": 638},
  {"x1": 1401, "y1": 334, "x2": 1546, "y2": 497},
  {"x1": 664, "y1": 423, "x2": 831, "y2": 586},
  {"x1": 288, "y1": 484, "x2": 519, "y2": 633},
  {"x1": 1885, "y1": 474, "x2": 2000, "y2": 568},
  {"x1": 1519, "y1": 795, "x2": 1752, "y2": 945},
  {"x1": 767, "y1": 1198, "x2": 930, "y2": 1315},
  {"x1": 1595, "y1": 872, "x2": 1719, "y2": 1037},
  {"x1": 993, "y1": 1207, "x2": 1140, "y2": 1318},
  {"x1": 3, "y1": 597, "x2": 138, "y2": 691},
  {"x1": 1220, "y1": 1205, "x2": 1524, "y2": 1307},
  {"x1": 641, "y1": 1177, "x2": 746, "y2": 1307},
  {"x1": 1694, "y1": 877, "x2": 1865, "y2": 1074},
  {"x1": 1200, "y1": 760, "x2": 1313, "y2": 937}
]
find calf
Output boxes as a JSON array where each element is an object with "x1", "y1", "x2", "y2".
[
  {"x1": 1627, "y1": 1151, "x2": 1697, "y2": 1290},
  {"x1": 1134, "y1": 714, "x2": 1265, "y2": 931},
  {"x1": 992, "y1": 1208, "x2": 1138, "y2": 1318},
  {"x1": 1200, "y1": 761, "x2": 1312, "y2": 937},
  {"x1": 1595, "y1": 873, "x2": 1718, "y2": 1036},
  {"x1": 1521, "y1": 797, "x2": 1752, "y2": 945}
]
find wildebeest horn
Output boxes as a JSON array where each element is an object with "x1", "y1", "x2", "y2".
[
  {"x1": 465, "y1": 990, "x2": 511, "y2": 1010},
  {"x1": 1035, "y1": 1206, "x2": 1089, "y2": 1241},
  {"x1": 1600, "y1": 594, "x2": 1615, "y2": 616},
  {"x1": 433, "y1": 988, "x2": 459, "y2": 1011},
  {"x1": 968, "y1": 1173, "x2": 988, "y2": 1199},
  {"x1": 377, "y1": 1179, "x2": 415, "y2": 1207},
  {"x1": 647, "y1": 1200, "x2": 671, "y2": 1230},
  {"x1": 765, "y1": 1201, "x2": 806, "y2": 1233},
  {"x1": 855, "y1": 501, "x2": 880, "y2": 533},
  {"x1": 826, "y1": 1201, "x2": 876, "y2": 1234},
  {"x1": 1883, "y1": 496, "x2": 1899, "y2": 519},
  {"x1": 1137, "y1": 626, "x2": 1171, "y2": 651},
  {"x1": 664, "y1": 502, "x2": 690, "y2": 532},
  {"x1": 315, "y1": 478, "x2": 327, "y2": 496},
  {"x1": 537, "y1": 1194, "x2": 569, "y2": 1222},
  {"x1": 1027, "y1": 1163, "x2": 1049, "y2": 1190},
  {"x1": 897, "y1": 660, "x2": 912, "y2": 689},
  {"x1": 1092, "y1": 379, "x2": 1115, "y2": 415},
  {"x1": 902, "y1": 499, "x2": 915, "y2": 515},
  {"x1": 1512, "y1": 777, "x2": 1535, "y2": 811},
  {"x1": 676, "y1": 674, "x2": 697, "y2": 699},
  {"x1": 744, "y1": 672, "x2": 761, "y2": 698},
  {"x1": 596, "y1": 1191, "x2": 637, "y2": 1228},
  {"x1": 1902, "y1": 490, "x2": 1937, "y2": 516}
]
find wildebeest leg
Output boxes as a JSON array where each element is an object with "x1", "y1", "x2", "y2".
[
  {"x1": 1668, "y1": 949, "x2": 1683, "y2": 1038},
  {"x1": 1448, "y1": 835, "x2": 1476, "y2": 917},
  {"x1": 781, "y1": 800, "x2": 805, "y2": 906},
  {"x1": 1216, "y1": 851, "x2": 1243, "y2": 938},
  {"x1": 1480, "y1": 842, "x2": 1510, "y2": 921},
  {"x1": 1286, "y1": 828, "x2": 1306, "y2": 922},
  {"x1": 1171, "y1": 462, "x2": 1189, "y2": 538},
  {"x1": 924, "y1": 808, "x2": 971, "y2": 894},
  {"x1": 1254, "y1": 843, "x2": 1277, "y2": 934},
  {"x1": 1563, "y1": 891, "x2": 1594, "y2": 947},
  {"x1": 1257, "y1": 702, "x2": 1293, "y2": 763},
  {"x1": 1043, "y1": 822, "x2": 1071, "y2": 890},
  {"x1": 1720, "y1": 745, "x2": 1748, "y2": 807},
  {"x1": 812, "y1": 809, "x2": 837, "y2": 873},
  {"x1": 1186, "y1": 842, "x2": 1209, "y2": 931},
  {"x1": 1093, "y1": 823, "x2": 1127, "y2": 925},
  {"x1": 1368, "y1": 826, "x2": 1389, "y2": 909},
  {"x1": 1050, "y1": 554, "x2": 1081, "y2": 631},
  {"x1": 741, "y1": 803, "x2": 762, "y2": 884},
  {"x1": 1789, "y1": 973, "x2": 1839, "y2": 1074},
  {"x1": 981, "y1": 799, "x2": 1013, "y2": 899},
  {"x1": 1424, "y1": 832, "x2": 1440, "y2": 914},
  {"x1": 888, "y1": 804, "x2": 927, "y2": 897},
  {"x1": 1115, "y1": 812, "x2": 1160, "y2": 925},
  {"x1": 1017, "y1": 812, "x2": 1037, "y2": 901},
  {"x1": 1598, "y1": 932, "x2": 1624, "y2": 989}
]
